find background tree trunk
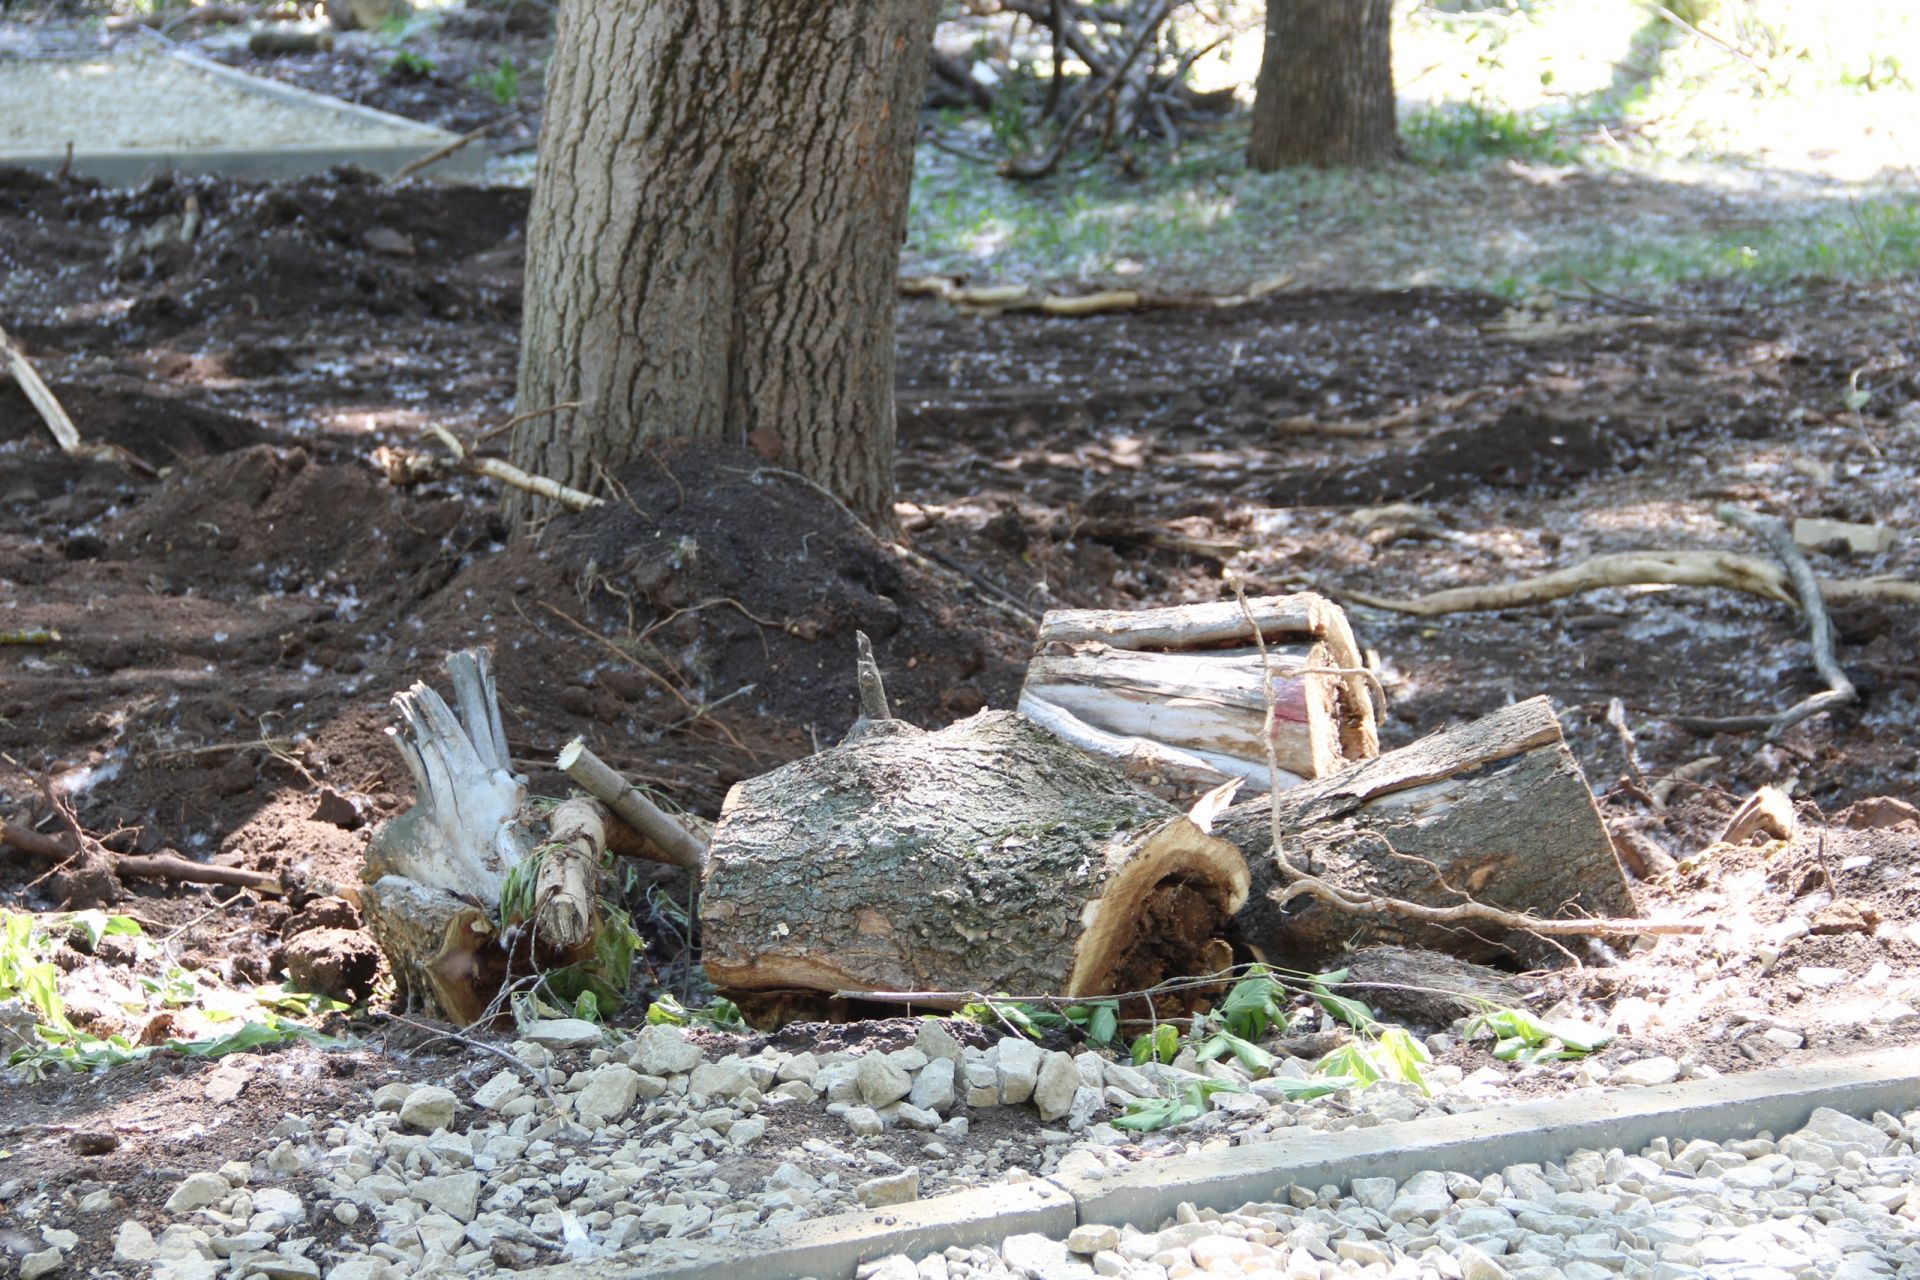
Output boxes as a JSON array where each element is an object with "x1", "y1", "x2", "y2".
[
  {"x1": 509, "y1": 1, "x2": 937, "y2": 530},
  {"x1": 1248, "y1": 0, "x2": 1397, "y2": 170}
]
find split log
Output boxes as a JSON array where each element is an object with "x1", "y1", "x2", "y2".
[
  {"x1": 1019, "y1": 593, "x2": 1379, "y2": 796},
  {"x1": 699, "y1": 707, "x2": 1250, "y2": 1022},
  {"x1": 1219, "y1": 696, "x2": 1637, "y2": 968}
]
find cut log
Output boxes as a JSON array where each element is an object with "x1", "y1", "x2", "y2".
[
  {"x1": 700, "y1": 708, "x2": 1250, "y2": 1022},
  {"x1": 1020, "y1": 593, "x2": 1379, "y2": 796},
  {"x1": 1219, "y1": 696, "x2": 1637, "y2": 968}
]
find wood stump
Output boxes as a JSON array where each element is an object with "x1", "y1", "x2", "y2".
[
  {"x1": 699, "y1": 708, "x2": 1250, "y2": 1021},
  {"x1": 1221, "y1": 696, "x2": 1637, "y2": 967}
]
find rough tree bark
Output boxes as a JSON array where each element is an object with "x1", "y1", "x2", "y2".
[
  {"x1": 700, "y1": 709, "x2": 1250, "y2": 1024},
  {"x1": 508, "y1": 1, "x2": 938, "y2": 530},
  {"x1": 1221, "y1": 697, "x2": 1637, "y2": 967},
  {"x1": 1248, "y1": 0, "x2": 1398, "y2": 171}
]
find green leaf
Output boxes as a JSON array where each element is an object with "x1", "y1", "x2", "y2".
[
  {"x1": 1256, "y1": 1074, "x2": 1352, "y2": 1100},
  {"x1": 1467, "y1": 1006, "x2": 1610, "y2": 1056},
  {"x1": 1316, "y1": 1042, "x2": 1384, "y2": 1087},
  {"x1": 1129, "y1": 1023, "x2": 1181, "y2": 1066},
  {"x1": 1376, "y1": 1026, "x2": 1433, "y2": 1093},
  {"x1": 1085, "y1": 1002, "x2": 1119, "y2": 1047},
  {"x1": 1311, "y1": 984, "x2": 1375, "y2": 1031},
  {"x1": 1219, "y1": 968, "x2": 1287, "y2": 1040},
  {"x1": 1196, "y1": 1030, "x2": 1276, "y2": 1076}
]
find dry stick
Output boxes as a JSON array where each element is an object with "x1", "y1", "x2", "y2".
[
  {"x1": 556, "y1": 738, "x2": 707, "y2": 873},
  {"x1": 0, "y1": 322, "x2": 152, "y2": 474},
  {"x1": 1, "y1": 811, "x2": 284, "y2": 895},
  {"x1": 1228, "y1": 578, "x2": 1705, "y2": 942},
  {"x1": 1671, "y1": 506, "x2": 1858, "y2": 740},
  {"x1": 385, "y1": 112, "x2": 518, "y2": 186},
  {"x1": 425, "y1": 424, "x2": 603, "y2": 512},
  {"x1": 1002, "y1": 0, "x2": 1175, "y2": 180},
  {"x1": 1338, "y1": 550, "x2": 1920, "y2": 616}
]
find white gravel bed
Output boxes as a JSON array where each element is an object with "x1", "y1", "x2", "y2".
[
  {"x1": 2, "y1": 1018, "x2": 1905, "y2": 1280},
  {"x1": 872, "y1": 1106, "x2": 1920, "y2": 1280},
  {"x1": 0, "y1": 49, "x2": 439, "y2": 153}
]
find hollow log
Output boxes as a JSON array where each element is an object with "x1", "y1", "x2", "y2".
[
  {"x1": 1220, "y1": 696, "x2": 1636, "y2": 968},
  {"x1": 1020, "y1": 593, "x2": 1379, "y2": 796},
  {"x1": 699, "y1": 708, "x2": 1250, "y2": 1020}
]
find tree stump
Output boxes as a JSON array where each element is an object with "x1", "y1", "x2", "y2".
[
  {"x1": 1220, "y1": 697, "x2": 1636, "y2": 967},
  {"x1": 361, "y1": 649, "x2": 607, "y2": 1024},
  {"x1": 699, "y1": 708, "x2": 1249, "y2": 1021}
]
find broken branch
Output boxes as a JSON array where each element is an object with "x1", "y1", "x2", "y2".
[{"x1": 555, "y1": 738, "x2": 707, "y2": 873}]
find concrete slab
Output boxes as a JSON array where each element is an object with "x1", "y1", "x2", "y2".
[
  {"x1": 0, "y1": 43, "x2": 479, "y2": 185},
  {"x1": 520, "y1": 1179, "x2": 1076, "y2": 1280},
  {"x1": 1058, "y1": 1049, "x2": 1920, "y2": 1226}
]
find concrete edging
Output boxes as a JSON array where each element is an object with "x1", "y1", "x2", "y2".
[{"x1": 525, "y1": 1050, "x2": 1920, "y2": 1280}]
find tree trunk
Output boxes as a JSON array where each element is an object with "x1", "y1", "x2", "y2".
[
  {"x1": 509, "y1": 1, "x2": 937, "y2": 530},
  {"x1": 1221, "y1": 697, "x2": 1637, "y2": 968},
  {"x1": 700, "y1": 709, "x2": 1249, "y2": 1024},
  {"x1": 1248, "y1": 0, "x2": 1397, "y2": 171}
]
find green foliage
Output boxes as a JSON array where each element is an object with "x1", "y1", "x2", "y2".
[
  {"x1": 644, "y1": 992, "x2": 746, "y2": 1031},
  {"x1": 1217, "y1": 965, "x2": 1290, "y2": 1040},
  {"x1": 1402, "y1": 99, "x2": 1572, "y2": 166},
  {"x1": 1465, "y1": 1006, "x2": 1611, "y2": 1064},
  {"x1": 387, "y1": 49, "x2": 436, "y2": 80},
  {"x1": 540, "y1": 902, "x2": 645, "y2": 1012},
  {"x1": 1, "y1": 911, "x2": 64, "y2": 1031},
  {"x1": 957, "y1": 996, "x2": 1119, "y2": 1047},
  {"x1": 1130, "y1": 1022, "x2": 1181, "y2": 1066},
  {"x1": 471, "y1": 58, "x2": 522, "y2": 106},
  {"x1": 1112, "y1": 1078, "x2": 1244, "y2": 1132}
]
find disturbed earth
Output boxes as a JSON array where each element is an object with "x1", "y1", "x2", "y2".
[{"x1": 2, "y1": 152, "x2": 1920, "y2": 1277}]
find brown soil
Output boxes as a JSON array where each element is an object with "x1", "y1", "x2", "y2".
[{"x1": 3, "y1": 154, "x2": 1919, "y2": 1271}]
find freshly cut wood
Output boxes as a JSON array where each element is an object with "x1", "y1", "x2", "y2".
[
  {"x1": 1219, "y1": 696, "x2": 1637, "y2": 967},
  {"x1": 700, "y1": 708, "x2": 1250, "y2": 1020},
  {"x1": 1021, "y1": 593, "x2": 1379, "y2": 795}
]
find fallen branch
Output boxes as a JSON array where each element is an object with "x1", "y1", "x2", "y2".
[
  {"x1": 1669, "y1": 506, "x2": 1859, "y2": 739},
  {"x1": 1338, "y1": 550, "x2": 1920, "y2": 616},
  {"x1": 373, "y1": 425, "x2": 604, "y2": 512},
  {"x1": 532, "y1": 798, "x2": 605, "y2": 952},
  {"x1": 900, "y1": 270, "x2": 1293, "y2": 318},
  {"x1": 555, "y1": 738, "x2": 708, "y2": 873},
  {"x1": 1, "y1": 322, "x2": 153, "y2": 474},
  {"x1": 386, "y1": 112, "x2": 518, "y2": 185},
  {"x1": 2, "y1": 808, "x2": 283, "y2": 895},
  {"x1": 1273, "y1": 387, "x2": 1495, "y2": 438}
]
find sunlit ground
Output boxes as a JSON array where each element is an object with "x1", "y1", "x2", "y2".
[{"x1": 907, "y1": 0, "x2": 1920, "y2": 297}]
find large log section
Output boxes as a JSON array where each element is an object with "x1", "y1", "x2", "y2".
[
  {"x1": 1220, "y1": 696, "x2": 1638, "y2": 968},
  {"x1": 1020, "y1": 593, "x2": 1380, "y2": 795},
  {"x1": 699, "y1": 708, "x2": 1250, "y2": 1017}
]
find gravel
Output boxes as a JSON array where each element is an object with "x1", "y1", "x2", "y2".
[{"x1": 5, "y1": 1018, "x2": 1914, "y2": 1279}]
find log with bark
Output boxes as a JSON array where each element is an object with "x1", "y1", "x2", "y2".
[
  {"x1": 699, "y1": 695, "x2": 1251, "y2": 1025},
  {"x1": 1019, "y1": 593, "x2": 1379, "y2": 796},
  {"x1": 1219, "y1": 696, "x2": 1638, "y2": 969}
]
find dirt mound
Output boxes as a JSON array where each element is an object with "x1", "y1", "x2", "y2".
[
  {"x1": 542, "y1": 443, "x2": 1027, "y2": 748},
  {"x1": 0, "y1": 378, "x2": 275, "y2": 469},
  {"x1": 102, "y1": 444, "x2": 499, "y2": 653}
]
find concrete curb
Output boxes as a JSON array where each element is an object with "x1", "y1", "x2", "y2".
[{"x1": 523, "y1": 1050, "x2": 1920, "y2": 1280}]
